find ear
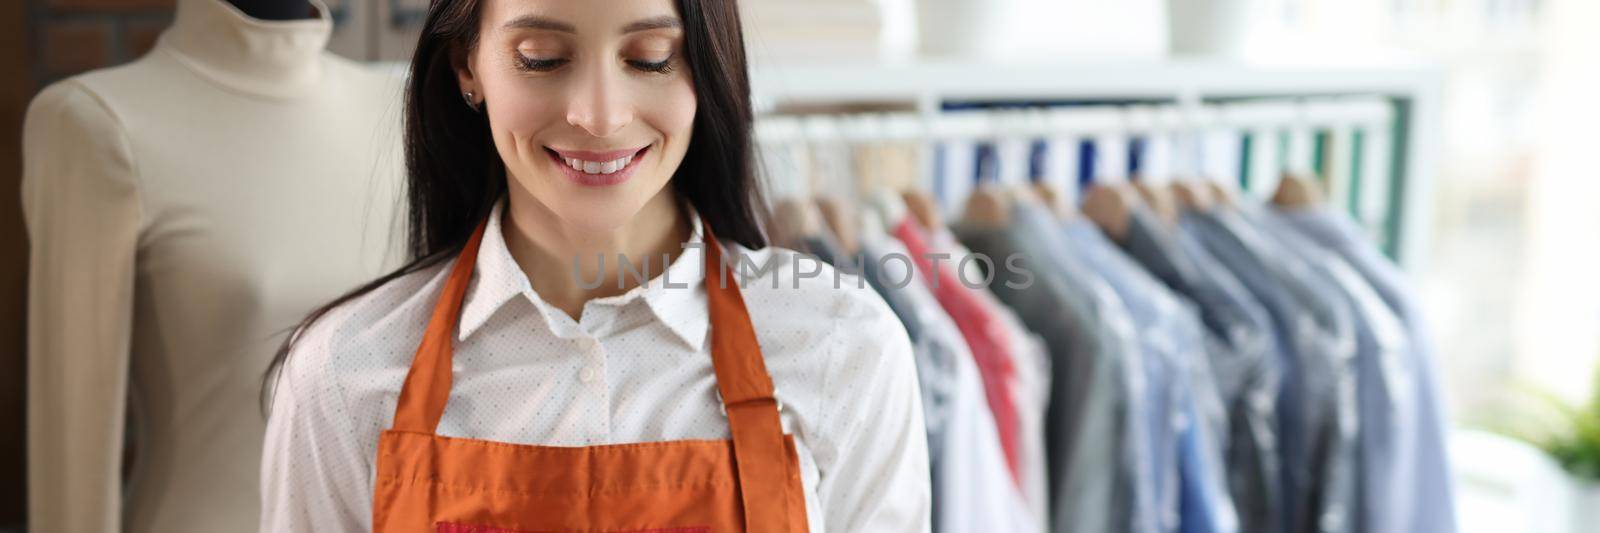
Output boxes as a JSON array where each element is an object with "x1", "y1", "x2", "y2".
[{"x1": 451, "y1": 43, "x2": 480, "y2": 105}]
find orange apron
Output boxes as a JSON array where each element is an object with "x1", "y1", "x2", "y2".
[{"x1": 372, "y1": 215, "x2": 810, "y2": 533}]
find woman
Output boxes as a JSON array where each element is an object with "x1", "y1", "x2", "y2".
[{"x1": 259, "y1": 0, "x2": 930, "y2": 531}]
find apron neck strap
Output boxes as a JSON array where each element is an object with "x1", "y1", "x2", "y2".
[
  {"x1": 390, "y1": 215, "x2": 490, "y2": 433},
  {"x1": 701, "y1": 221, "x2": 779, "y2": 411},
  {"x1": 700, "y1": 221, "x2": 797, "y2": 532}
]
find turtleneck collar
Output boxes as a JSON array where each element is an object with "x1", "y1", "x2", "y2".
[{"x1": 158, "y1": 0, "x2": 333, "y2": 99}]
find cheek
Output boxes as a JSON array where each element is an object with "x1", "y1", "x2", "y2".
[
  {"x1": 485, "y1": 84, "x2": 560, "y2": 142},
  {"x1": 647, "y1": 80, "x2": 697, "y2": 158}
]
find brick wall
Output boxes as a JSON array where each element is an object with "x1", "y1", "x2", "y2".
[{"x1": 28, "y1": 0, "x2": 177, "y2": 86}]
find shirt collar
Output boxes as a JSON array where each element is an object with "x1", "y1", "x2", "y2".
[
  {"x1": 456, "y1": 197, "x2": 710, "y2": 352},
  {"x1": 638, "y1": 212, "x2": 710, "y2": 351},
  {"x1": 457, "y1": 197, "x2": 533, "y2": 342}
]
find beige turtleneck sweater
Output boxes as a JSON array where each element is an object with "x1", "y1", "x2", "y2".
[{"x1": 20, "y1": 0, "x2": 406, "y2": 531}]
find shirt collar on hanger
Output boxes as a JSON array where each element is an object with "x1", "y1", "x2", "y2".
[{"x1": 456, "y1": 196, "x2": 710, "y2": 352}]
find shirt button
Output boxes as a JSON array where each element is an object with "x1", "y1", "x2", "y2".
[{"x1": 580, "y1": 366, "x2": 599, "y2": 383}]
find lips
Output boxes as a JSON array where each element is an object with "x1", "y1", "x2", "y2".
[
  {"x1": 543, "y1": 144, "x2": 650, "y2": 187},
  {"x1": 548, "y1": 147, "x2": 647, "y2": 161}
]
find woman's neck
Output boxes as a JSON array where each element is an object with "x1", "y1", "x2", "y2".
[{"x1": 501, "y1": 188, "x2": 691, "y2": 320}]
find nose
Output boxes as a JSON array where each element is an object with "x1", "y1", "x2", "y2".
[{"x1": 565, "y1": 63, "x2": 634, "y2": 138}]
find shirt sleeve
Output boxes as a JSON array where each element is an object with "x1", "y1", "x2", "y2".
[
  {"x1": 21, "y1": 80, "x2": 143, "y2": 533},
  {"x1": 814, "y1": 286, "x2": 932, "y2": 532},
  {"x1": 259, "y1": 317, "x2": 375, "y2": 533}
]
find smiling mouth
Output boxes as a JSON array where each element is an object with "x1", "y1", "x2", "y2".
[
  {"x1": 544, "y1": 145, "x2": 650, "y2": 175},
  {"x1": 542, "y1": 145, "x2": 651, "y2": 187}
]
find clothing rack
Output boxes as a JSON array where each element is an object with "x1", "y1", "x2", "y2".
[{"x1": 749, "y1": 60, "x2": 1443, "y2": 269}]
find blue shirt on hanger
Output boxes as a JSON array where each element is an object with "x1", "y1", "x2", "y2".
[
  {"x1": 1276, "y1": 208, "x2": 1459, "y2": 533},
  {"x1": 1057, "y1": 212, "x2": 1239, "y2": 533}
]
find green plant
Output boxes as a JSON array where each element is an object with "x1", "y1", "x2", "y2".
[{"x1": 1504, "y1": 370, "x2": 1600, "y2": 482}]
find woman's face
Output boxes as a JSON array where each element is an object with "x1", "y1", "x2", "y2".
[{"x1": 458, "y1": 0, "x2": 695, "y2": 233}]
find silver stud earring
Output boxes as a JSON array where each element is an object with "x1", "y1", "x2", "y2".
[{"x1": 462, "y1": 90, "x2": 478, "y2": 111}]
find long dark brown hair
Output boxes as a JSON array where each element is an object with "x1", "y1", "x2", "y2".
[{"x1": 262, "y1": 0, "x2": 765, "y2": 413}]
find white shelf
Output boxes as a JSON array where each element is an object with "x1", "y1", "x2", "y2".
[{"x1": 750, "y1": 58, "x2": 1445, "y2": 110}]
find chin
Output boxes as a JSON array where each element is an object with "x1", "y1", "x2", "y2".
[{"x1": 543, "y1": 182, "x2": 661, "y2": 233}]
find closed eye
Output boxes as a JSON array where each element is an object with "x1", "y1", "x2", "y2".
[
  {"x1": 514, "y1": 54, "x2": 567, "y2": 72},
  {"x1": 627, "y1": 55, "x2": 675, "y2": 74},
  {"x1": 512, "y1": 53, "x2": 675, "y2": 74}
]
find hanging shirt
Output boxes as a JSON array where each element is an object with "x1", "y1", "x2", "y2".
[
  {"x1": 860, "y1": 224, "x2": 1035, "y2": 533},
  {"x1": 930, "y1": 227, "x2": 1055, "y2": 529},
  {"x1": 1276, "y1": 208, "x2": 1459, "y2": 533},
  {"x1": 1182, "y1": 208, "x2": 1358, "y2": 533},
  {"x1": 1058, "y1": 213, "x2": 1239, "y2": 533},
  {"x1": 893, "y1": 217, "x2": 1023, "y2": 487},
  {"x1": 953, "y1": 214, "x2": 1142, "y2": 533},
  {"x1": 260, "y1": 198, "x2": 932, "y2": 533},
  {"x1": 1123, "y1": 207, "x2": 1283, "y2": 533},
  {"x1": 1249, "y1": 210, "x2": 1406, "y2": 533}
]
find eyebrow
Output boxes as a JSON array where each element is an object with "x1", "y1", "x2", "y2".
[
  {"x1": 502, "y1": 15, "x2": 683, "y2": 34},
  {"x1": 620, "y1": 15, "x2": 682, "y2": 33}
]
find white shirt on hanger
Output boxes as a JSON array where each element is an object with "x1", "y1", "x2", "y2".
[{"x1": 260, "y1": 197, "x2": 932, "y2": 532}]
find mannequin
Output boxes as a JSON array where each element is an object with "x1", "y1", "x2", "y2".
[
  {"x1": 21, "y1": 0, "x2": 404, "y2": 531},
  {"x1": 226, "y1": 0, "x2": 315, "y2": 21}
]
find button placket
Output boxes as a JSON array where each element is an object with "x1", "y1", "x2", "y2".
[
  {"x1": 574, "y1": 335, "x2": 609, "y2": 439},
  {"x1": 577, "y1": 337, "x2": 604, "y2": 384}
]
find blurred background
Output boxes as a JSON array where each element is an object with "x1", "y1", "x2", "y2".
[{"x1": 2, "y1": 0, "x2": 1597, "y2": 531}]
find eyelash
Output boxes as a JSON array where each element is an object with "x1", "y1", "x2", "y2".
[{"x1": 513, "y1": 53, "x2": 676, "y2": 74}]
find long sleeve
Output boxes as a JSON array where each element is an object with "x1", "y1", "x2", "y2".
[
  {"x1": 259, "y1": 314, "x2": 375, "y2": 533},
  {"x1": 21, "y1": 80, "x2": 145, "y2": 533},
  {"x1": 813, "y1": 285, "x2": 932, "y2": 532}
]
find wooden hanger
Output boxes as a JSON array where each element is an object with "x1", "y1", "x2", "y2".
[
  {"x1": 1204, "y1": 180, "x2": 1235, "y2": 209},
  {"x1": 814, "y1": 196, "x2": 861, "y2": 256},
  {"x1": 1082, "y1": 182, "x2": 1138, "y2": 241},
  {"x1": 902, "y1": 189, "x2": 944, "y2": 230},
  {"x1": 768, "y1": 197, "x2": 821, "y2": 249},
  {"x1": 1169, "y1": 179, "x2": 1214, "y2": 212},
  {"x1": 1272, "y1": 171, "x2": 1323, "y2": 209},
  {"x1": 1030, "y1": 181, "x2": 1082, "y2": 220},
  {"x1": 1030, "y1": 182, "x2": 1060, "y2": 212},
  {"x1": 1130, "y1": 180, "x2": 1179, "y2": 227},
  {"x1": 961, "y1": 183, "x2": 1012, "y2": 228}
]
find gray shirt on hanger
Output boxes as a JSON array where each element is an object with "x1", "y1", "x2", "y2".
[
  {"x1": 954, "y1": 210, "x2": 1143, "y2": 533},
  {"x1": 1181, "y1": 208, "x2": 1359, "y2": 533}
]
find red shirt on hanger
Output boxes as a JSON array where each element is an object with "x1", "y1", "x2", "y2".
[{"x1": 893, "y1": 216, "x2": 1022, "y2": 489}]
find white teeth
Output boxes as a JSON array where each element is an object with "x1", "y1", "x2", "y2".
[{"x1": 561, "y1": 153, "x2": 634, "y2": 175}]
